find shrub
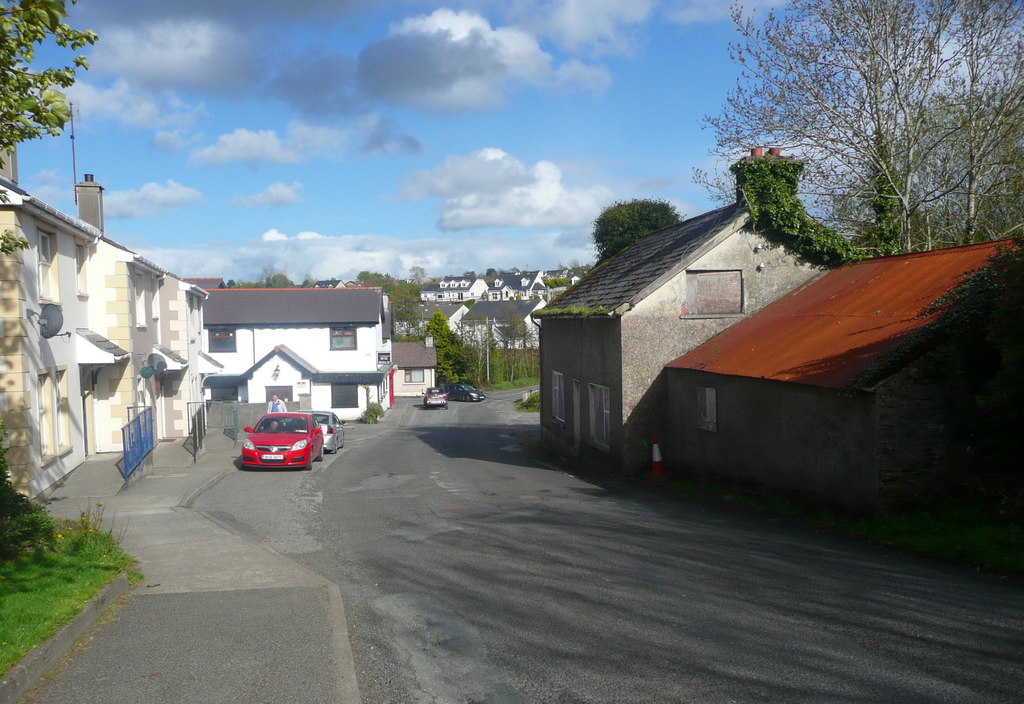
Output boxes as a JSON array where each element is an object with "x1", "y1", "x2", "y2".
[
  {"x1": 1, "y1": 424, "x2": 55, "y2": 561},
  {"x1": 359, "y1": 402, "x2": 385, "y2": 424}
]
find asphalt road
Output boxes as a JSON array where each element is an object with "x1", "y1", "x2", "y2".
[{"x1": 189, "y1": 391, "x2": 1024, "y2": 704}]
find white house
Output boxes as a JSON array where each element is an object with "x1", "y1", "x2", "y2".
[
  {"x1": 201, "y1": 287, "x2": 394, "y2": 420},
  {"x1": 419, "y1": 275, "x2": 488, "y2": 302}
]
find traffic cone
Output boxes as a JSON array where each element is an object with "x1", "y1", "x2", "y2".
[{"x1": 651, "y1": 435, "x2": 665, "y2": 476}]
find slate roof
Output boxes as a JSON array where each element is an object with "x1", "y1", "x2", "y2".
[
  {"x1": 204, "y1": 288, "x2": 383, "y2": 326},
  {"x1": 464, "y1": 300, "x2": 542, "y2": 322},
  {"x1": 184, "y1": 277, "x2": 225, "y2": 289},
  {"x1": 667, "y1": 241, "x2": 1002, "y2": 389},
  {"x1": 547, "y1": 203, "x2": 747, "y2": 314},
  {"x1": 418, "y1": 303, "x2": 465, "y2": 320},
  {"x1": 392, "y1": 342, "x2": 437, "y2": 368}
]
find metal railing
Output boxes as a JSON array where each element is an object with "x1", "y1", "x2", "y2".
[{"x1": 121, "y1": 405, "x2": 154, "y2": 481}]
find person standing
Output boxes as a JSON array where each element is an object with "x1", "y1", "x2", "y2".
[{"x1": 267, "y1": 394, "x2": 287, "y2": 412}]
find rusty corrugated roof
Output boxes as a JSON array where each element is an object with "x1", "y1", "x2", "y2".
[{"x1": 667, "y1": 241, "x2": 1003, "y2": 389}]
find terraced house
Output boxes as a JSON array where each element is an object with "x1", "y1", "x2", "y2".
[{"x1": 1, "y1": 152, "x2": 209, "y2": 497}]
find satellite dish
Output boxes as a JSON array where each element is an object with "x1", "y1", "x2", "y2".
[
  {"x1": 37, "y1": 304, "x2": 64, "y2": 339},
  {"x1": 147, "y1": 353, "x2": 162, "y2": 367},
  {"x1": 155, "y1": 358, "x2": 168, "y2": 373}
]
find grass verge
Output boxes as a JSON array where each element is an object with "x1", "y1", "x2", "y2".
[
  {"x1": 666, "y1": 478, "x2": 1024, "y2": 578},
  {"x1": 0, "y1": 509, "x2": 141, "y2": 675},
  {"x1": 515, "y1": 390, "x2": 541, "y2": 412},
  {"x1": 486, "y1": 377, "x2": 538, "y2": 391}
]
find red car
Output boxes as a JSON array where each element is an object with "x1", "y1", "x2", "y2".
[{"x1": 242, "y1": 412, "x2": 324, "y2": 470}]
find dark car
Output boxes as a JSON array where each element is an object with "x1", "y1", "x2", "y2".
[
  {"x1": 241, "y1": 413, "x2": 324, "y2": 470},
  {"x1": 422, "y1": 386, "x2": 448, "y2": 409},
  {"x1": 442, "y1": 383, "x2": 486, "y2": 402}
]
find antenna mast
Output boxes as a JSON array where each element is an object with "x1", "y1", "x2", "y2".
[{"x1": 70, "y1": 102, "x2": 79, "y2": 204}]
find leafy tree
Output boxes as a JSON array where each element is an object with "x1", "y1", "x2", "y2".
[
  {"x1": 592, "y1": 199, "x2": 682, "y2": 262},
  {"x1": 259, "y1": 266, "x2": 294, "y2": 288},
  {"x1": 388, "y1": 279, "x2": 422, "y2": 335},
  {"x1": 356, "y1": 270, "x2": 389, "y2": 288},
  {"x1": 703, "y1": 0, "x2": 1024, "y2": 252},
  {"x1": 1, "y1": 0, "x2": 96, "y2": 254},
  {"x1": 425, "y1": 310, "x2": 468, "y2": 383},
  {"x1": 1, "y1": 423, "x2": 55, "y2": 559},
  {"x1": 408, "y1": 265, "x2": 427, "y2": 284}
]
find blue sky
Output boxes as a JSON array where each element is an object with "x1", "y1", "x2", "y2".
[{"x1": 18, "y1": 0, "x2": 778, "y2": 283}]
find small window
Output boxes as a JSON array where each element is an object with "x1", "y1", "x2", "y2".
[
  {"x1": 330, "y1": 327, "x2": 356, "y2": 350},
  {"x1": 683, "y1": 271, "x2": 743, "y2": 316},
  {"x1": 697, "y1": 386, "x2": 717, "y2": 432},
  {"x1": 38, "y1": 232, "x2": 55, "y2": 300},
  {"x1": 331, "y1": 384, "x2": 359, "y2": 408},
  {"x1": 404, "y1": 369, "x2": 424, "y2": 383},
  {"x1": 209, "y1": 328, "x2": 236, "y2": 352},
  {"x1": 588, "y1": 383, "x2": 610, "y2": 450},
  {"x1": 552, "y1": 370, "x2": 565, "y2": 422},
  {"x1": 76, "y1": 243, "x2": 88, "y2": 294}
]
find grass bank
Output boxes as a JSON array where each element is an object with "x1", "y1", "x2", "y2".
[
  {"x1": 666, "y1": 478, "x2": 1024, "y2": 578},
  {"x1": 0, "y1": 509, "x2": 140, "y2": 675}
]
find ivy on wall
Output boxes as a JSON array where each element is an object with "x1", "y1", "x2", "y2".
[{"x1": 730, "y1": 156, "x2": 862, "y2": 268}]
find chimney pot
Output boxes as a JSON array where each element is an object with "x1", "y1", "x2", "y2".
[
  {"x1": 84, "y1": 173, "x2": 94, "y2": 182},
  {"x1": 750, "y1": 147, "x2": 764, "y2": 157},
  {"x1": 768, "y1": 147, "x2": 782, "y2": 157}
]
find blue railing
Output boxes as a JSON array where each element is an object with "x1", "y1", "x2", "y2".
[{"x1": 121, "y1": 406, "x2": 154, "y2": 481}]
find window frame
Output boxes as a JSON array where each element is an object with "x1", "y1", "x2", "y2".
[
  {"x1": 552, "y1": 370, "x2": 565, "y2": 422},
  {"x1": 38, "y1": 231, "x2": 55, "y2": 300},
  {"x1": 588, "y1": 383, "x2": 610, "y2": 451},
  {"x1": 75, "y1": 242, "x2": 88, "y2": 295},
  {"x1": 330, "y1": 326, "x2": 357, "y2": 351},
  {"x1": 404, "y1": 368, "x2": 424, "y2": 383},
  {"x1": 209, "y1": 328, "x2": 237, "y2": 353}
]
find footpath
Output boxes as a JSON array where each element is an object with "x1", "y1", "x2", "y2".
[{"x1": 2, "y1": 428, "x2": 361, "y2": 704}]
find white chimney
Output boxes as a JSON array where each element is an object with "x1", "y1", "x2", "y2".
[
  {"x1": 425, "y1": 335, "x2": 434, "y2": 347},
  {"x1": 0, "y1": 148, "x2": 17, "y2": 183}
]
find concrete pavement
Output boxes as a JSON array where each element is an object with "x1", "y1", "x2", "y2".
[{"x1": 3, "y1": 426, "x2": 362, "y2": 704}]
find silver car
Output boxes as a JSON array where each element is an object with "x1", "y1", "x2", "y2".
[{"x1": 308, "y1": 411, "x2": 346, "y2": 453}]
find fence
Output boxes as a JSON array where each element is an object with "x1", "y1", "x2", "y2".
[
  {"x1": 121, "y1": 405, "x2": 154, "y2": 481},
  {"x1": 206, "y1": 401, "x2": 267, "y2": 444}
]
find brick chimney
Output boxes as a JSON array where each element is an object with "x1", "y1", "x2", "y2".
[
  {"x1": 0, "y1": 148, "x2": 17, "y2": 183},
  {"x1": 76, "y1": 174, "x2": 104, "y2": 232}
]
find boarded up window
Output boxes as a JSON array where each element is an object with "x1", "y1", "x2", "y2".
[
  {"x1": 331, "y1": 384, "x2": 359, "y2": 408},
  {"x1": 697, "y1": 386, "x2": 717, "y2": 432},
  {"x1": 686, "y1": 271, "x2": 742, "y2": 315}
]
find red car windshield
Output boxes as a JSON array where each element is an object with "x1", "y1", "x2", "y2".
[{"x1": 255, "y1": 417, "x2": 307, "y2": 433}]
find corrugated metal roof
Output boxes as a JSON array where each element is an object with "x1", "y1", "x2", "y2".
[
  {"x1": 667, "y1": 241, "x2": 1002, "y2": 389},
  {"x1": 205, "y1": 288, "x2": 383, "y2": 325},
  {"x1": 550, "y1": 203, "x2": 747, "y2": 313}
]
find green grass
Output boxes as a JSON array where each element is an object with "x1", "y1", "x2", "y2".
[
  {"x1": 666, "y1": 478, "x2": 1024, "y2": 577},
  {"x1": 487, "y1": 377, "x2": 538, "y2": 391},
  {"x1": 515, "y1": 390, "x2": 541, "y2": 412},
  {"x1": 0, "y1": 510, "x2": 141, "y2": 675}
]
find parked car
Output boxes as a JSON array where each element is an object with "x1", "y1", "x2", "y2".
[
  {"x1": 307, "y1": 410, "x2": 346, "y2": 453},
  {"x1": 442, "y1": 383, "x2": 486, "y2": 402},
  {"x1": 241, "y1": 413, "x2": 324, "y2": 470},
  {"x1": 423, "y1": 386, "x2": 448, "y2": 409}
]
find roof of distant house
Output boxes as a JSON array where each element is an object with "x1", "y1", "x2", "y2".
[
  {"x1": 548, "y1": 203, "x2": 747, "y2": 313},
  {"x1": 418, "y1": 303, "x2": 466, "y2": 319},
  {"x1": 464, "y1": 299, "x2": 543, "y2": 322},
  {"x1": 204, "y1": 287, "x2": 382, "y2": 326},
  {"x1": 667, "y1": 241, "x2": 1003, "y2": 389},
  {"x1": 392, "y1": 342, "x2": 437, "y2": 368},
  {"x1": 184, "y1": 277, "x2": 226, "y2": 289}
]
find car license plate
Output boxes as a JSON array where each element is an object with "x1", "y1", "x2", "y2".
[{"x1": 262, "y1": 453, "x2": 284, "y2": 460}]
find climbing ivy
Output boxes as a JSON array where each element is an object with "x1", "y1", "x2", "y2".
[{"x1": 730, "y1": 156, "x2": 863, "y2": 268}]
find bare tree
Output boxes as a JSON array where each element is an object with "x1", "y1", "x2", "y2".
[{"x1": 702, "y1": 0, "x2": 1024, "y2": 252}]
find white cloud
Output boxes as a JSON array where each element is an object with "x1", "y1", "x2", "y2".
[
  {"x1": 357, "y1": 9, "x2": 551, "y2": 112},
  {"x1": 543, "y1": 0, "x2": 654, "y2": 53},
  {"x1": 189, "y1": 123, "x2": 351, "y2": 166},
  {"x1": 237, "y1": 182, "x2": 305, "y2": 207},
  {"x1": 105, "y1": 180, "x2": 203, "y2": 219},
  {"x1": 553, "y1": 60, "x2": 612, "y2": 93},
  {"x1": 89, "y1": 19, "x2": 261, "y2": 91},
  {"x1": 68, "y1": 80, "x2": 205, "y2": 130},
  {"x1": 139, "y1": 229, "x2": 596, "y2": 284},
  {"x1": 398, "y1": 148, "x2": 612, "y2": 230}
]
